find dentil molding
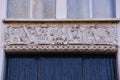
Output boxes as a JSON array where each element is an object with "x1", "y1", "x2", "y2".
[{"x1": 4, "y1": 44, "x2": 117, "y2": 53}]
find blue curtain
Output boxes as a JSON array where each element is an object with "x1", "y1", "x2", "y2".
[{"x1": 6, "y1": 54, "x2": 117, "y2": 80}]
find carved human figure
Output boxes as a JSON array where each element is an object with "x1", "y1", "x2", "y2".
[
  {"x1": 47, "y1": 26, "x2": 57, "y2": 44},
  {"x1": 5, "y1": 24, "x2": 117, "y2": 45},
  {"x1": 7, "y1": 26, "x2": 30, "y2": 44},
  {"x1": 49, "y1": 26, "x2": 68, "y2": 44},
  {"x1": 18, "y1": 27, "x2": 30, "y2": 44},
  {"x1": 8, "y1": 27, "x2": 21, "y2": 44},
  {"x1": 36, "y1": 25, "x2": 49, "y2": 44},
  {"x1": 68, "y1": 25, "x2": 83, "y2": 44},
  {"x1": 85, "y1": 26, "x2": 97, "y2": 44},
  {"x1": 92, "y1": 25, "x2": 115, "y2": 44},
  {"x1": 26, "y1": 26, "x2": 38, "y2": 43}
]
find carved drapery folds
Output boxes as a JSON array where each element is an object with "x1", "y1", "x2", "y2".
[{"x1": 4, "y1": 22, "x2": 118, "y2": 52}]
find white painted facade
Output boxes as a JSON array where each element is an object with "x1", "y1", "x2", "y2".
[
  {"x1": 0, "y1": 0, "x2": 7, "y2": 80},
  {"x1": 1, "y1": 0, "x2": 120, "y2": 80}
]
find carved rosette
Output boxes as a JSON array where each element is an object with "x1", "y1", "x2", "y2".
[{"x1": 4, "y1": 22, "x2": 118, "y2": 53}]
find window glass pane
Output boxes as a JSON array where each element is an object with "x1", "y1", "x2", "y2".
[
  {"x1": 93, "y1": 0, "x2": 116, "y2": 18},
  {"x1": 67, "y1": 0, "x2": 90, "y2": 19},
  {"x1": 33, "y1": 0, "x2": 56, "y2": 19},
  {"x1": 7, "y1": 0, "x2": 30, "y2": 18}
]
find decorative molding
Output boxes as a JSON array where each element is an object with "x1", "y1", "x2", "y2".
[
  {"x1": 4, "y1": 23, "x2": 117, "y2": 45},
  {"x1": 2, "y1": 19, "x2": 120, "y2": 23},
  {"x1": 4, "y1": 44, "x2": 118, "y2": 53},
  {"x1": 4, "y1": 22, "x2": 118, "y2": 53}
]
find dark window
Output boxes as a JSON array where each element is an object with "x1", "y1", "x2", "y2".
[{"x1": 5, "y1": 53, "x2": 117, "y2": 80}]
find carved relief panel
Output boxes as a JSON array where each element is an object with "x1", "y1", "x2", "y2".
[{"x1": 4, "y1": 23, "x2": 117, "y2": 45}]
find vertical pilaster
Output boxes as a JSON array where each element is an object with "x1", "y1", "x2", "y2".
[
  {"x1": 0, "y1": 0, "x2": 7, "y2": 80},
  {"x1": 116, "y1": 0, "x2": 120, "y2": 79},
  {"x1": 117, "y1": 22, "x2": 120, "y2": 80}
]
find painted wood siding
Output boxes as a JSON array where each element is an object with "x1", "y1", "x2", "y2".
[{"x1": 5, "y1": 54, "x2": 117, "y2": 80}]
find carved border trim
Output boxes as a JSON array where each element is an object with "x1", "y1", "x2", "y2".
[{"x1": 4, "y1": 44, "x2": 118, "y2": 53}]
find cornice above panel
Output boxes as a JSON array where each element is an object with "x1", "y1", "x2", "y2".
[{"x1": 2, "y1": 18, "x2": 120, "y2": 23}]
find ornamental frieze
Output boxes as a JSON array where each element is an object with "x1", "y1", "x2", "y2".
[
  {"x1": 4, "y1": 44, "x2": 117, "y2": 53},
  {"x1": 4, "y1": 23, "x2": 117, "y2": 45}
]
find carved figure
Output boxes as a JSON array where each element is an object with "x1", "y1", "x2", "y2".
[{"x1": 5, "y1": 24, "x2": 117, "y2": 45}]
